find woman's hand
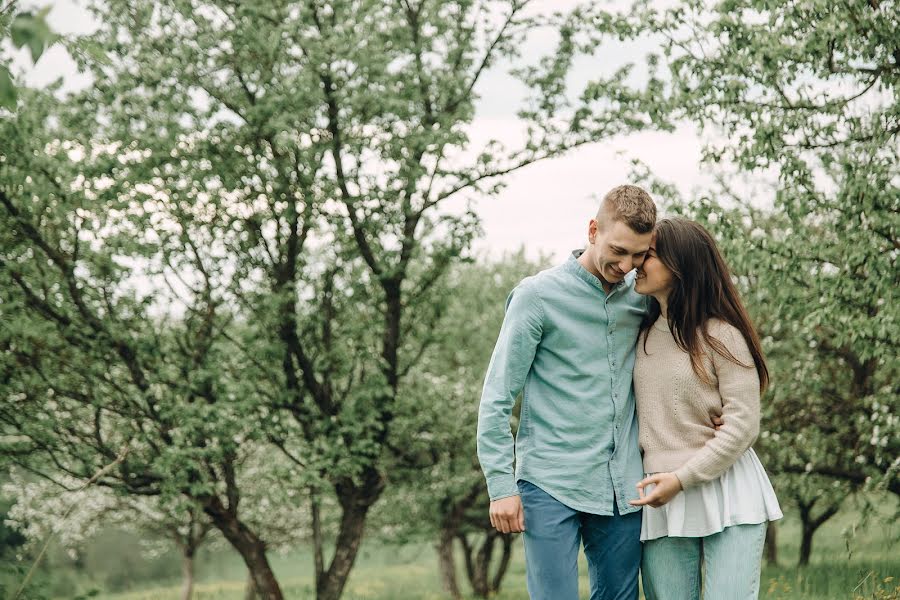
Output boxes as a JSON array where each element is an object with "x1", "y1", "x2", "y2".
[{"x1": 629, "y1": 472, "x2": 683, "y2": 508}]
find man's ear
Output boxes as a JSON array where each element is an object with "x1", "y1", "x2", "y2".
[{"x1": 588, "y1": 219, "x2": 598, "y2": 244}]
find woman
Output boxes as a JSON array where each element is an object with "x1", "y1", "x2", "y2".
[{"x1": 629, "y1": 217, "x2": 782, "y2": 600}]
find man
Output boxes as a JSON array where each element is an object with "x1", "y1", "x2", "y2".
[{"x1": 476, "y1": 184, "x2": 656, "y2": 600}]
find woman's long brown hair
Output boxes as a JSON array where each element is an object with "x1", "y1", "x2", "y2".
[{"x1": 641, "y1": 218, "x2": 769, "y2": 393}]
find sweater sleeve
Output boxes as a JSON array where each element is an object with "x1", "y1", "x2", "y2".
[
  {"x1": 673, "y1": 322, "x2": 761, "y2": 489},
  {"x1": 476, "y1": 280, "x2": 544, "y2": 501}
]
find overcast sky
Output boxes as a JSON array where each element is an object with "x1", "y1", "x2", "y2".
[{"x1": 12, "y1": 0, "x2": 713, "y2": 264}]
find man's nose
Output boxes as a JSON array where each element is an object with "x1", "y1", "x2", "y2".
[{"x1": 619, "y1": 258, "x2": 633, "y2": 273}]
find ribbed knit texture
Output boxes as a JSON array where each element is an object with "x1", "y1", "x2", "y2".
[{"x1": 634, "y1": 317, "x2": 761, "y2": 489}]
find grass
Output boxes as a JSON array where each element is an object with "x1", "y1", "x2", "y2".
[
  {"x1": 97, "y1": 562, "x2": 900, "y2": 600},
  {"x1": 12, "y1": 494, "x2": 900, "y2": 600}
]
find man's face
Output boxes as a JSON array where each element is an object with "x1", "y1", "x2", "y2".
[{"x1": 587, "y1": 219, "x2": 652, "y2": 284}]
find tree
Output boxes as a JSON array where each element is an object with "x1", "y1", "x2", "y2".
[
  {"x1": 787, "y1": 478, "x2": 846, "y2": 567},
  {"x1": 372, "y1": 252, "x2": 543, "y2": 598},
  {"x1": 3, "y1": 442, "x2": 319, "y2": 600},
  {"x1": 0, "y1": 82, "x2": 295, "y2": 594},
  {"x1": 639, "y1": 0, "x2": 899, "y2": 497},
  {"x1": 4, "y1": 469, "x2": 215, "y2": 600},
  {"x1": 2, "y1": 1, "x2": 668, "y2": 598},
  {"x1": 623, "y1": 0, "x2": 898, "y2": 566}
]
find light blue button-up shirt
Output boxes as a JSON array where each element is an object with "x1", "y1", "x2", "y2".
[{"x1": 476, "y1": 250, "x2": 648, "y2": 515}]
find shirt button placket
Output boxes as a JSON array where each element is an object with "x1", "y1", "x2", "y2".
[{"x1": 608, "y1": 304, "x2": 621, "y2": 511}]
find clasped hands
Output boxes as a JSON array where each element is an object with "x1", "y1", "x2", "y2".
[
  {"x1": 629, "y1": 414, "x2": 723, "y2": 509},
  {"x1": 487, "y1": 416, "x2": 723, "y2": 530},
  {"x1": 628, "y1": 471, "x2": 683, "y2": 508}
]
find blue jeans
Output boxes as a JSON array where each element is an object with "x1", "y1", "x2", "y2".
[
  {"x1": 518, "y1": 479, "x2": 642, "y2": 600},
  {"x1": 641, "y1": 522, "x2": 767, "y2": 600}
]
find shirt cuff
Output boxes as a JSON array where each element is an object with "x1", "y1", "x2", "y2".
[{"x1": 486, "y1": 474, "x2": 519, "y2": 501}]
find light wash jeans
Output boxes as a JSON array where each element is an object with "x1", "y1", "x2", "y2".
[
  {"x1": 641, "y1": 522, "x2": 767, "y2": 600},
  {"x1": 518, "y1": 479, "x2": 642, "y2": 600}
]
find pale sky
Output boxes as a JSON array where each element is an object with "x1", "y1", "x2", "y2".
[{"x1": 11, "y1": 0, "x2": 713, "y2": 264}]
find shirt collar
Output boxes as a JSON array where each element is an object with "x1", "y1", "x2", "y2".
[{"x1": 564, "y1": 249, "x2": 636, "y2": 295}]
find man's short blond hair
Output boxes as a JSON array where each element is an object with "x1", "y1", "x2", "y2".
[{"x1": 597, "y1": 185, "x2": 656, "y2": 234}]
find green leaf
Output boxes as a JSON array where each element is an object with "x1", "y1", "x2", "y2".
[
  {"x1": 9, "y1": 14, "x2": 33, "y2": 48},
  {"x1": 0, "y1": 66, "x2": 17, "y2": 110},
  {"x1": 9, "y1": 10, "x2": 56, "y2": 63}
]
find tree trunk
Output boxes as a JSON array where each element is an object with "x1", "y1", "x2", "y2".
[
  {"x1": 203, "y1": 497, "x2": 283, "y2": 600},
  {"x1": 796, "y1": 497, "x2": 840, "y2": 567},
  {"x1": 459, "y1": 530, "x2": 515, "y2": 598},
  {"x1": 311, "y1": 491, "x2": 325, "y2": 596},
  {"x1": 764, "y1": 520, "x2": 778, "y2": 566},
  {"x1": 490, "y1": 533, "x2": 514, "y2": 594},
  {"x1": 180, "y1": 550, "x2": 195, "y2": 600},
  {"x1": 172, "y1": 511, "x2": 209, "y2": 600},
  {"x1": 458, "y1": 533, "x2": 476, "y2": 589},
  {"x1": 436, "y1": 529, "x2": 462, "y2": 600},
  {"x1": 798, "y1": 523, "x2": 814, "y2": 567},
  {"x1": 316, "y1": 469, "x2": 385, "y2": 600},
  {"x1": 435, "y1": 485, "x2": 480, "y2": 600},
  {"x1": 244, "y1": 569, "x2": 258, "y2": 600},
  {"x1": 471, "y1": 533, "x2": 495, "y2": 597}
]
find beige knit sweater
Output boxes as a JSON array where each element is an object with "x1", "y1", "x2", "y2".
[{"x1": 634, "y1": 317, "x2": 761, "y2": 489}]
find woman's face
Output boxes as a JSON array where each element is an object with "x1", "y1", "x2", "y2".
[{"x1": 635, "y1": 239, "x2": 674, "y2": 297}]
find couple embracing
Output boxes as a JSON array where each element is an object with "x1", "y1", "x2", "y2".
[{"x1": 476, "y1": 185, "x2": 783, "y2": 600}]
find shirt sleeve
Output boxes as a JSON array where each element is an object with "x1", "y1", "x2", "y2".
[
  {"x1": 476, "y1": 280, "x2": 544, "y2": 501},
  {"x1": 674, "y1": 322, "x2": 761, "y2": 489}
]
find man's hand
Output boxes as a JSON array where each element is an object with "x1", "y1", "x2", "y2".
[
  {"x1": 489, "y1": 495, "x2": 525, "y2": 533},
  {"x1": 712, "y1": 415, "x2": 724, "y2": 431},
  {"x1": 629, "y1": 472, "x2": 683, "y2": 508}
]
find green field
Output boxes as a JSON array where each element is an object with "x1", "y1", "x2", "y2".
[{"x1": 10, "y1": 498, "x2": 900, "y2": 600}]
